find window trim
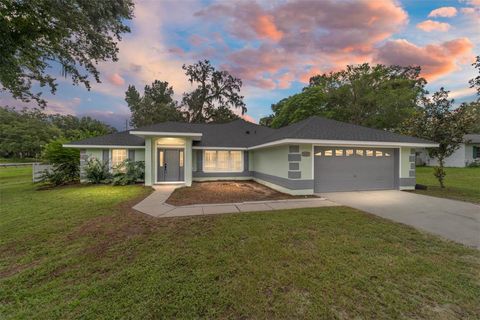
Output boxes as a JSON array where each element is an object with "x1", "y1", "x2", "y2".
[{"x1": 202, "y1": 150, "x2": 244, "y2": 173}]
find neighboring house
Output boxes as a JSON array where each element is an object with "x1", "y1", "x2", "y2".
[
  {"x1": 64, "y1": 116, "x2": 437, "y2": 195},
  {"x1": 416, "y1": 134, "x2": 480, "y2": 167}
]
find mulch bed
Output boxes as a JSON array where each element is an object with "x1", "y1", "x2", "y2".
[{"x1": 165, "y1": 180, "x2": 315, "y2": 206}]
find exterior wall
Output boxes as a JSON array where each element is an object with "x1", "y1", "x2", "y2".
[
  {"x1": 250, "y1": 144, "x2": 314, "y2": 195},
  {"x1": 416, "y1": 145, "x2": 467, "y2": 167},
  {"x1": 465, "y1": 143, "x2": 480, "y2": 165},
  {"x1": 80, "y1": 148, "x2": 145, "y2": 183},
  {"x1": 134, "y1": 149, "x2": 145, "y2": 162},
  {"x1": 144, "y1": 137, "x2": 153, "y2": 186},
  {"x1": 399, "y1": 147, "x2": 415, "y2": 190}
]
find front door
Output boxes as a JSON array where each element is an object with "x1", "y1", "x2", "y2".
[{"x1": 157, "y1": 148, "x2": 184, "y2": 182}]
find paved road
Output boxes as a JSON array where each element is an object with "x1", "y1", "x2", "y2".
[{"x1": 322, "y1": 190, "x2": 480, "y2": 249}]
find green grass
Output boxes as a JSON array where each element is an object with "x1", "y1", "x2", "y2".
[
  {"x1": 0, "y1": 158, "x2": 37, "y2": 163},
  {"x1": 415, "y1": 166, "x2": 480, "y2": 203},
  {"x1": 1, "y1": 167, "x2": 479, "y2": 319}
]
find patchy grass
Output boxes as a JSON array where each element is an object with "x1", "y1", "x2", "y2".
[
  {"x1": 415, "y1": 166, "x2": 480, "y2": 203},
  {"x1": 1, "y1": 167, "x2": 480, "y2": 319},
  {"x1": 166, "y1": 180, "x2": 313, "y2": 206}
]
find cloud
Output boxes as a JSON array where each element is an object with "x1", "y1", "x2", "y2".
[
  {"x1": 375, "y1": 38, "x2": 474, "y2": 81},
  {"x1": 189, "y1": 34, "x2": 207, "y2": 46},
  {"x1": 241, "y1": 114, "x2": 257, "y2": 123},
  {"x1": 254, "y1": 15, "x2": 283, "y2": 41},
  {"x1": 108, "y1": 73, "x2": 125, "y2": 86},
  {"x1": 416, "y1": 20, "x2": 451, "y2": 32},
  {"x1": 461, "y1": 7, "x2": 476, "y2": 14},
  {"x1": 428, "y1": 7, "x2": 458, "y2": 17},
  {"x1": 196, "y1": 0, "x2": 407, "y2": 89}
]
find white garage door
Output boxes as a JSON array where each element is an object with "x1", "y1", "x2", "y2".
[{"x1": 314, "y1": 147, "x2": 397, "y2": 193}]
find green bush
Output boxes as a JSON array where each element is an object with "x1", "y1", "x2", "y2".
[
  {"x1": 85, "y1": 158, "x2": 112, "y2": 184},
  {"x1": 39, "y1": 139, "x2": 79, "y2": 186},
  {"x1": 112, "y1": 160, "x2": 145, "y2": 186},
  {"x1": 467, "y1": 159, "x2": 480, "y2": 167}
]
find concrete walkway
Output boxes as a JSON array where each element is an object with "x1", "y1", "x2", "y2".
[
  {"x1": 323, "y1": 190, "x2": 480, "y2": 249},
  {"x1": 133, "y1": 186, "x2": 339, "y2": 218}
]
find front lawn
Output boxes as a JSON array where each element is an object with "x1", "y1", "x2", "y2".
[
  {"x1": 415, "y1": 166, "x2": 480, "y2": 203},
  {"x1": 1, "y1": 167, "x2": 479, "y2": 319},
  {"x1": 166, "y1": 180, "x2": 313, "y2": 206}
]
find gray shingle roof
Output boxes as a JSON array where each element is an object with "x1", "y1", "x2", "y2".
[
  {"x1": 464, "y1": 134, "x2": 480, "y2": 144},
  {"x1": 259, "y1": 116, "x2": 435, "y2": 145},
  {"x1": 67, "y1": 116, "x2": 436, "y2": 148}
]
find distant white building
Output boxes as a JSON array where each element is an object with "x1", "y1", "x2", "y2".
[{"x1": 416, "y1": 134, "x2": 480, "y2": 167}]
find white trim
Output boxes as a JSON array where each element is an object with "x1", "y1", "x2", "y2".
[
  {"x1": 63, "y1": 144, "x2": 144, "y2": 149},
  {"x1": 248, "y1": 139, "x2": 438, "y2": 150},
  {"x1": 399, "y1": 147, "x2": 402, "y2": 179},
  {"x1": 130, "y1": 131, "x2": 202, "y2": 137},
  {"x1": 155, "y1": 181, "x2": 185, "y2": 185},
  {"x1": 202, "y1": 150, "x2": 244, "y2": 173},
  {"x1": 192, "y1": 146, "x2": 247, "y2": 150}
]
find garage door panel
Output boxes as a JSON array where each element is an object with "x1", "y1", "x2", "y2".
[{"x1": 314, "y1": 147, "x2": 396, "y2": 193}]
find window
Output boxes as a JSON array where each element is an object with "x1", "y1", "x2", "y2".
[
  {"x1": 111, "y1": 149, "x2": 128, "y2": 168},
  {"x1": 179, "y1": 150, "x2": 184, "y2": 167},
  {"x1": 375, "y1": 150, "x2": 383, "y2": 157},
  {"x1": 385, "y1": 152, "x2": 391, "y2": 157},
  {"x1": 204, "y1": 151, "x2": 217, "y2": 171},
  {"x1": 335, "y1": 149, "x2": 344, "y2": 156},
  {"x1": 315, "y1": 151, "x2": 322, "y2": 156},
  {"x1": 324, "y1": 149, "x2": 333, "y2": 156},
  {"x1": 356, "y1": 149, "x2": 364, "y2": 156},
  {"x1": 203, "y1": 150, "x2": 243, "y2": 172},
  {"x1": 366, "y1": 149, "x2": 374, "y2": 157},
  {"x1": 474, "y1": 146, "x2": 480, "y2": 159},
  {"x1": 346, "y1": 149, "x2": 354, "y2": 156}
]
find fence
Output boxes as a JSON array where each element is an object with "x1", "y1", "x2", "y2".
[{"x1": 32, "y1": 164, "x2": 53, "y2": 182}]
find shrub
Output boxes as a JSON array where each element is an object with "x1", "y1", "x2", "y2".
[
  {"x1": 39, "y1": 138, "x2": 79, "y2": 186},
  {"x1": 85, "y1": 158, "x2": 112, "y2": 184},
  {"x1": 467, "y1": 159, "x2": 480, "y2": 167},
  {"x1": 112, "y1": 160, "x2": 145, "y2": 186}
]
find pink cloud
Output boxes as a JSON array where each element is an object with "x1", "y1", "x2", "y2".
[
  {"x1": 196, "y1": 0, "x2": 408, "y2": 88},
  {"x1": 428, "y1": 7, "x2": 458, "y2": 17},
  {"x1": 254, "y1": 15, "x2": 283, "y2": 41},
  {"x1": 108, "y1": 73, "x2": 125, "y2": 86},
  {"x1": 277, "y1": 72, "x2": 295, "y2": 89},
  {"x1": 241, "y1": 114, "x2": 257, "y2": 123},
  {"x1": 375, "y1": 38, "x2": 474, "y2": 81},
  {"x1": 416, "y1": 20, "x2": 451, "y2": 32}
]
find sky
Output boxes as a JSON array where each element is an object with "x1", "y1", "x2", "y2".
[{"x1": 1, "y1": 0, "x2": 479, "y2": 129}]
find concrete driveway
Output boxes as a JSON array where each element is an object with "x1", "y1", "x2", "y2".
[{"x1": 322, "y1": 190, "x2": 480, "y2": 249}]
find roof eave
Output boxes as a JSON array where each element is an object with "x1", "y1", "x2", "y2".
[
  {"x1": 129, "y1": 131, "x2": 202, "y2": 138},
  {"x1": 247, "y1": 139, "x2": 439, "y2": 150},
  {"x1": 63, "y1": 144, "x2": 145, "y2": 149}
]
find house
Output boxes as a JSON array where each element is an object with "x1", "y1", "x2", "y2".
[
  {"x1": 64, "y1": 116, "x2": 437, "y2": 194},
  {"x1": 416, "y1": 134, "x2": 480, "y2": 167}
]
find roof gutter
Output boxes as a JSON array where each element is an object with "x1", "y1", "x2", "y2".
[
  {"x1": 129, "y1": 131, "x2": 203, "y2": 138},
  {"x1": 63, "y1": 144, "x2": 145, "y2": 149},
  {"x1": 247, "y1": 139, "x2": 439, "y2": 150}
]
